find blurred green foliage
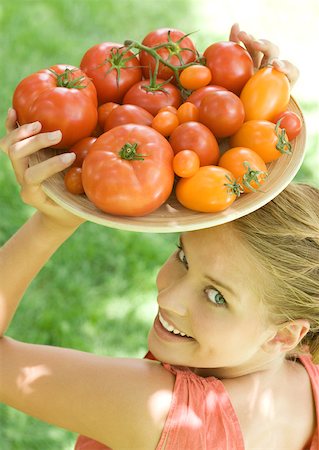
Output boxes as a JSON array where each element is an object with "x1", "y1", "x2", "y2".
[{"x1": 0, "y1": 0, "x2": 318, "y2": 448}]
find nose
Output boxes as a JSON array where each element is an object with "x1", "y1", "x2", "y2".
[{"x1": 156, "y1": 275, "x2": 190, "y2": 316}]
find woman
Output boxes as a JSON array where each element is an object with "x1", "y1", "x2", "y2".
[{"x1": 0, "y1": 26, "x2": 317, "y2": 450}]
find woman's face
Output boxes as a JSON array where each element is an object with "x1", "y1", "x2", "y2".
[{"x1": 148, "y1": 224, "x2": 279, "y2": 378}]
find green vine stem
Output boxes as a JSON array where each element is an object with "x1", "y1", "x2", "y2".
[
  {"x1": 275, "y1": 119, "x2": 292, "y2": 155},
  {"x1": 241, "y1": 161, "x2": 268, "y2": 192},
  {"x1": 49, "y1": 68, "x2": 87, "y2": 89},
  {"x1": 123, "y1": 38, "x2": 204, "y2": 96}
]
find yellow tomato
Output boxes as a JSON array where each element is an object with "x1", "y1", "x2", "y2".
[{"x1": 240, "y1": 67, "x2": 290, "y2": 121}]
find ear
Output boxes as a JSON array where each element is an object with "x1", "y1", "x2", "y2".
[{"x1": 262, "y1": 319, "x2": 310, "y2": 353}]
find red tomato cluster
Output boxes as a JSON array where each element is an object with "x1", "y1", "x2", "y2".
[{"x1": 13, "y1": 28, "x2": 302, "y2": 216}]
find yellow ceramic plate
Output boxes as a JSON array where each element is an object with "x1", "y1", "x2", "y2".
[{"x1": 29, "y1": 97, "x2": 306, "y2": 233}]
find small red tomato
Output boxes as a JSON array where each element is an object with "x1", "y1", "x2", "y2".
[
  {"x1": 177, "y1": 102, "x2": 199, "y2": 123},
  {"x1": 173, "y1": 150, "x2": 200, "y2": 178},
  {"x1": 180, "y1": 65, "x2": 212, "y2": 90},
  {"x1": 64, "y1": 167, "x2": 84, "y2": 194},
  {"x1": 169, "y1": 121, "x2": 219, "y2": 166},
  {"x1": 98, "y1": 102, "x2": 119, "y2": 129},
  {"x1": 272, "y1": 111, "x2": 302, "y2": 140},
  {"x1": 70, "y1": 137, "x2": 97, "y2": 167},
  {"x1": 199, "y1": 90, "x2": 245, "y2": 138},
  {"x1": 152, "y1": 111, "x2": 179, "y2": 137}
]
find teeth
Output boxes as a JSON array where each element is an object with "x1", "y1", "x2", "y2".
[{"x1": 159, "y1": 313, "x2": 190, "y2": 338}]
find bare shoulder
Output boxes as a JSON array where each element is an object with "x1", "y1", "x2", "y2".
[
  {"x1": 0, "y1": 337, "x2": 175, "y2": 450},
  {"x1": 221, "y1": 359, "x2": 316, "y2": 449}
]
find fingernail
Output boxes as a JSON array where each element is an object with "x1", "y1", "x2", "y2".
[
  {"x1": 274, "y1": 59, "x2": 284, "y2": 68},
  {"x1": 28, "y1": 121, "x2": 41, "y2": 131},
  {"x1": 48, "y1": 130, "x2": 62, "y2": 140},
  {"x1": 8, "y1": 107, "x2": 14, "y2": 115},
  {"x1": 60, "y1": 152, "x2": 76, "y2": 164}
]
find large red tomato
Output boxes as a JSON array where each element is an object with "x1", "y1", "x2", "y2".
[
  {"x1": 139, "y1": 28, "x2": 197, "y2": 81},
  {"x1": 104, "y1": 104, "x2": 153, "y2": 131},
  {"x1": 198, "y1": 90, "x2": 245, "y2": 138},
  {"x1": 13, "y1": 65, "x2": 98, "y2": 149},
  {"x1": 203, "y1": 41, "x2": 254, "y2": 95},
  {"x1": 82, "y1": 124, "x2": 174, "y2": 216},
  {"x1": 240, "y1": 67, "x2": 290, "y2": 121},
  {"x1": 169, "y1": 121, "x2": 219, "y2": 166},
  {"x1": 176, "y1": 166, "x2": 238, "y2": 212},
  {"x1": 123, "y1": 79, "x2": 182, "y2": 115},
  {"x1": 80, "y1": 43, "x2": 142, "y2": 104}
]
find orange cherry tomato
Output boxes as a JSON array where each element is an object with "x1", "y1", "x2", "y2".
[
  {"x1": 179, "y1": 64, "x2": 212, "y2": 90},
  {"x1": 177, "y1": 102, "x2": 199, "y2": 123},
  {"x1": 64, "y1": 167, "x2": 84, "y2": 194},
  {"x1": 173, "y1": 150, "x2": 200, "y2": 178},
  {"x1": 158, "y1": 105, "x2": 178, "y2": 114},
  {"x1": 240, "y1": 67, "x2": 290, "y2": 121},
  {"x1": 218, "y1": 147, "x2": 268, "y2": 193},
  {"x1": 230, "y1": 120, "x2": 291, "y2": 163},
  {"x1": 176, "y1": 166, "x2": 238, "y2": 212},
  {"x1": 152, "y1": 111, "x2": 179, "y2": 137},
  {"x1": 98, "y1": 102, "x2": 119, "y2": 128}
]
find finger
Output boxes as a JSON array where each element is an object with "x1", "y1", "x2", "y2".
[
  {"x1": 9, "y1": 130, "x2": 62, "y2": 185},
  {"x1": 237, "y1": 31, "x2": 263, "y2": 68},
  {"x1": 24, "y1": 152, "x2": 76, "y2": 186},
  {"x1": 253, "y1": 39, "x2": 280, "y2": 67},
  {"x1": 1, "y1": 121, "x2": 43, "y2": 154},
  {"x1": 6, "y1": 108, "x2": 18, "y2": 133},
  {"x1": 272, "y1": 58, "x2": 299, "y2": 86},
  {"x1": 229, "y1": 23, "x2": 240, "y2": 42}
]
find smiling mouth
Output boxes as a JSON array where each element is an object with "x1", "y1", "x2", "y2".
[{"x1": 158, "y1": 312, "x2": 193, "y2": 338}]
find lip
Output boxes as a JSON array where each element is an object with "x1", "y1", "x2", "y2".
[{"x1": 153, "y1": 313, "x2": 194, "y2": 342}]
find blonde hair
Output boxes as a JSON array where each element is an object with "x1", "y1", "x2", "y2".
[{"x1": 233, "y1": 183, "x2": 319, "y2": 363}]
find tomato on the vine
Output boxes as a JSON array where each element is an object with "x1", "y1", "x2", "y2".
[
  {"x1": 203, "y1": 42, "x2": 254, "y2": 95},
  {"x1": 176, "y1": 166, "x2": 239, "y2": 212},
  {"x1": 179, "y1": 64, "x2": 212, "y2": 90},
  {"x1": 199, "y1": 90, "x2": 245, "y2": 138},
  {"x1": 272, "y1": 111, "x2": 302, "y2": 140},
  {"x1": 218, "y1": 147, "x2": 268, "y2": 193},
  {"x1": 13, "y1": 65, "x2": 98, "y2": 149},
  {"x1": 80, "y1": 42, "x2": 142, "y2": 104},
  {"x1": 104, "y1": 104, "x2": 154, "y2": 131},
  {"x1": 240, "y1": 67, "x2": 290, "y2": 121},
  {"x1": 230, "y1": 120, "x2": 291, "y2": 163},
  {"x1": 139, "y1": 28, "x2": 197, "y2": 81},
  {"x1": 173, "y1": 150, "x2": 200, "y2": 178},
  {"x1": 123, "y1": 79, "x2": 182, "y2": 115},
  {"x1": 169, "y1": 121, "x2": 219, "y2": 166},
  {"x1": 152, "y1": 111, "x2": 179, "y2": 137},
  {"x1": 82, "y1": 124, "x2": 175, "y2": 216},
  {"x1": 70, "y1": 137, "x2": 97, "y2": 167}
]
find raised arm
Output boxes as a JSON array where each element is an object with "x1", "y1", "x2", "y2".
[
  {"x1": 0, "y1": 111, "x2": 174, "y2": 449},
  {"x1": 0, "y1": 110, "x2": 84, "y2": 337}
]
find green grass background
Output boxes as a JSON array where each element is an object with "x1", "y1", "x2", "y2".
[{"x1": 0, "y1": 0, "x2": 318, "y2": 448}]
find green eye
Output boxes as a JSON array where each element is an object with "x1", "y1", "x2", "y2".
[{"x1": 204, "y1": 288, "x2": 227, "y2": 306}]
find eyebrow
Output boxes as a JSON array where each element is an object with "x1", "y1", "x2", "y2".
[{"x1": 180, "y1": 234, "x2": 236, "y2": 298}]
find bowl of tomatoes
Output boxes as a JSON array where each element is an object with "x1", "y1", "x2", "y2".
[{"x1": 25, "y1": 28, "x2": 306, "y2": 232}]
